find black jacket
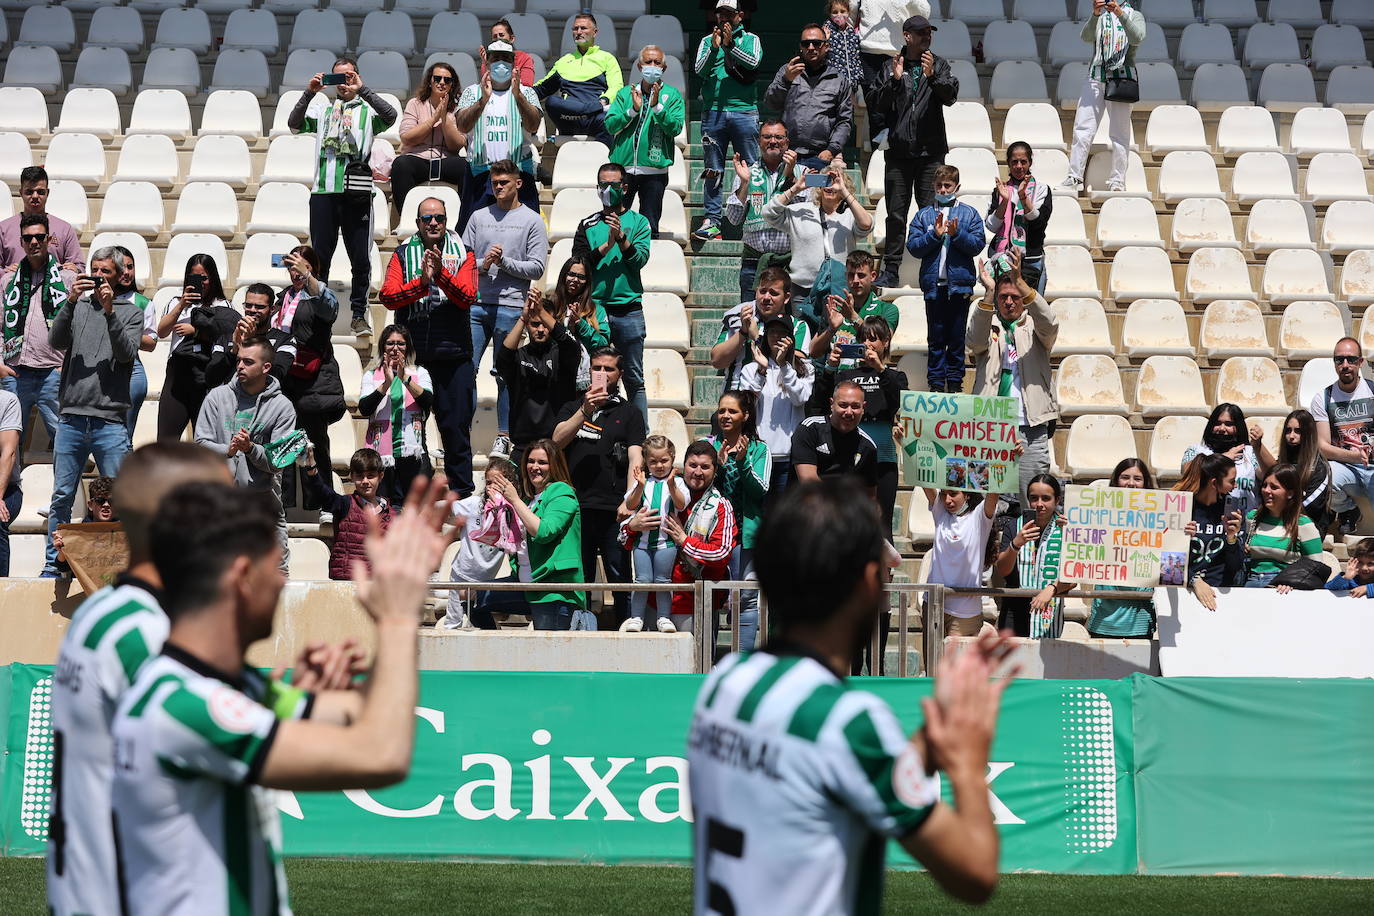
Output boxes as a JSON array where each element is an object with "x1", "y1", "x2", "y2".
[
  {"x1": 274, "y1": 288, "x2": 346, "y2": 420},
  {"x1": 869, "y1": 53, "x2": 958, "y2": 160},
  {"x1": 494, "y1": 320, "x2": 584, "y2": 447}
]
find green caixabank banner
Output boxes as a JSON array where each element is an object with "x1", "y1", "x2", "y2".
[{"x1": 3, "y1": 665, "x2": 1372, "y2": 876}]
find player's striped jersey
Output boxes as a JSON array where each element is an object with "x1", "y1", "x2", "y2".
[
  {"x1": 47, "y1": 577, "x2": 169, "y2": 916},
  {"x1": 112, "y1": 646, "x2": 310, "y2": 916},
  {"x1": 687, "y1": 647, "x2": 940, "y2": 916}
]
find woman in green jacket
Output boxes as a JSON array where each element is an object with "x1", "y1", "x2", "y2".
[
  {"x1": 604, "y1": 44, "x2": 686, "y2": 239},
  {"x1": 497, "y1": 438, "x2": 586, "y2": 630},
  {"x1": 708, "y1": 390, "x2": 771, "y2": 649}
]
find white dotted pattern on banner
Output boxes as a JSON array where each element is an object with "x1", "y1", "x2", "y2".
[
  {"x1": 1061, "y1": 686, "x2": 1117, "y2": 853},
  {"x1": 21, "y1": 676, "x2": 53, "y2": 841}
]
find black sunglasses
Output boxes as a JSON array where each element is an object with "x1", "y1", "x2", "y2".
[
  {"x1": 418, "y1": 214, "x2": 447, "y2": 223},
  {"x1": 1335, "y1": 355, "x2": 1363, "y2": 364},
  {"x1": 432, "y1": 74, "x2": 454, "y2": 84},
  {"x1": 21, "y1": 233, "x2": 47, "y2": 243},
  {"x1": 90, "y1": 497, "x2": 112, "y2": 506},
  {"x1": 800, "y1": 39, "x2": 827, "y2": 47}
]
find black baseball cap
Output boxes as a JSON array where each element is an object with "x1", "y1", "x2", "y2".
[{"x1": 902, "y1": 15, "x2": 937, "y2": 32}]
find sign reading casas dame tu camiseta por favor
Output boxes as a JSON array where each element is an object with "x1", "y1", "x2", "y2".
[
  {"x1": 1061, "y1": 485, "x2": 1193, "y2": 587},
  {"x1": 896, "y1": 392, "x2": 1021, "y2": 493}
]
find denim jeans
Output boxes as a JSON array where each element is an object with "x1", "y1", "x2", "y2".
[
  {"x1": 624, "y1": 172, "x2": 670, "y2": 239},
  {"x1": 45, "y1": 415, "x2": 129, "y2": 576},
  {"x1": 0, "y1": 483, "x2": 21, "y2": 576},
  {"x1": 0, "y1": 365, "x2": 60, "y2": 447},
  {"x1": 469, "y1": 303, "x2": 522, "y2": 433},
  {"x1": 700, "y1": 109, "x2": 761, "y2": 225},
  {"x1": 631, "y1": 541, "x2": 677, "y2": 621},
  {"x1": 1328, "y1": 461, "x2": 1374, "y2": 514},
  {"x1": 531, "y1": 600, "x2": 575, "y2": 631},
  {"x1": 766, "y1": 457, "x2": 792, "y2": 508},
  {"x1": 728, "y1": 545, "x2": 759, "y2": 651},
  {"x1": 126, "y1": 359, "x2": 147, "y2": 443},
  {"x1": 924, "y1": 287, "x2": 972, "y2": 390},
  {"x1": 1020, "y1": 254, "x2": 1048, "y2": 297},
  {"x1": 608, "y1": 309, "x2": 648, "y2": 419},
  {"x1": 1244, "y1": 570, "x2": 1280, "y2": 588}
]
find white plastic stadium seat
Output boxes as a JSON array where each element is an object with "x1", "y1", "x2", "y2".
[
  {"x1": 357, "y1": 52, "x2": 411, "y2": 97},
  {"x1": 1333, "y1": 0, "x2": 1374, "y2": 27},
  {"x1": 359, "y1": 11, "x2": 416, "y2": 57},
  {"x1": 560, "y1": 13, "x2": 618, "y2": 58},
  {"x1": 170, "y1": 183, "x2": 240, "y2": 237},
  {"x1": 1178, "y1": 23, "x2": 1236, "y2": 69},
  {"x1": 114, "y1": 134, "x2": 180, "y2": 188},
  {"x1": 188, "y1": 135, "x2": 253, "y2": 189},
  {"x1": 1190, "y1": 64, "x2": 1252, "y2": 111},
  {"x1": 290, "y1": 10, "x2": 348, "y2": 56},
  {"x1": 1158, "y1": 151, "x2": 1224, "y2": 204},
  {"x1": 88, "y1": 233, "x2": 151, "y2": 287},
  {"x1": 644, "y1": 241, "x2": 688, "y2": 295},
  {"x1": 990, "y1": 61, "x2": 1048, "y2": 109},
  {"x1": 1364, "y1": 112, "x2": 1374, "y2": 158},
  {"x1": 1171, "y1": 198, "x2": 1240, "y2": 252},
  {"x1": 95, "y1": 182, "x2": 164, "y2": 236},
  {"x1": 239, "y1": 234, "x2": 304, "y2": 287},
  {"x1": 290, "y1": 539, "x2": 331, "y2": 580},
  {"x1": 1268, "y1": 0, "x2": 1325, "y2": 29},
  {"x1": 642, "y1": 349, "x2": 689, "y2": 409},
  {"x1": 1108, "y1": 247, "x2": 1177, "y2": 302},
  {"x1": 627, "y1": 15, "x2": 686, "y2": 61},
  {"x1": 1145, "y1": 106, "x2": 1207, "y2": 155},
  {"x1": 2, "y1": 46, "x2": 62, "y2": 94},
  {"x1": 284, "y1": 50, "x2": 338, "y2": 91},
  {"x1": 593, "y1": 0, "x2": 647, "y2": 22},
  {"x1": 201, "y1": 90, "x2": 264, "y2": 139},
  {"x1": 0, "y1": 88, "x2": 47, "y2": 139},
  {"x1": 954, "y1": 0, "x2": 1004, "y2": 27},
  {"x1": 1326, "y1": 66, "x2": 1374, "y2": 115},
  {"x1": 1200, "y1": 300, "x2": 1270, "y2": 357},
  {"x1": 1055, "y1": 355, "x2": 1127, "y2": 416},
  {"x1": 1084, "y1": 150, "x2": 1148, "y2": 198},
  {"x1": 1136, "y1": 62, "x2": 1183, "y2": 107},
  {"x1": 86, "y1": 7, "x2": 145, "y2": 53},
  {"x1": 0, "y1": 133, "x2": 33, "y2": 182},
  {"x1": 951, "y1": 60, "x2": 982, "y2": 103},
  {"x1": 425, "y1": 12, "x2": 483, "y2": 57},
  {"x1": 141, "y1": 48, "x2": 201, "y2": 96},
  {"x1": 44, "y1": 133, "x2": 107, "y2": 189},
  {"x1": 1050, "y1": 299, "x2": 1113, "y2": 357},
  {"x1": 1044, "y1": 195, "x2": 1087, "y2": 247},
  {"x1": 1096, "y1": 198, "x2": 1163, "y2": 250},
  {"x1": 260, "y1": 134, "x2": 318, "y2": 185},
  {"x1": 211, "y1": 50, "x2": 271, "y2": 99},
  {"x1": 548, "y1": 188, "x2": 600, "y2": 241},
  {"x1": 13, "y1": 465, "x2": 54, "y2": 535},
  {"x1": 222, "y1": 9, "x2": 280, "y2": 55},
  {"x1": 1014, "y1": 0, "x2": 1070, "y2": 26},
  {"x1": 1245, "y1": 198, "x2": 1314, "y2": 253},
  {"x1": 982, "y1": 21, "x2": 1037, "y2": 67},
  {"x1": 504, "y1": 14, "x2": 552, "y2": 61},
  {"x1": 943, "y1": 148, "x2": 997, "y2": 196},
  {"x1": 1243, "y1": 23, "x2": 1301, "y2": 70},
  {"x1": 1135, "y1": 23, "x2": 1170, "y2": 64},
  {"x1": 127, "y1": 90, "x2": 193, "y2": 141},
  {"x1": 1065, "y1": 415, "x2": 1136, "y2": 478},
  {"x1": 17, "y1": 3, "x2": 75, "y2": 53},
  {"x1": 1134, "y1": 356, "x2": 1209, "y2": 417},
  {"x1": 1216, "y1": 106, "x2": 1280, "y2": 156},
  {"x1": 72, "y1": 48, "x2": 134, "y2": 98},
  {"x1": 1150, "y1": 416, "x2": 1208, "y2": 480},
  {"x1": 1186, "y1": 248, "x2": 1256, "y2": 303},
  {"x1": 1343, "y1": 251, "x2": 1374, "y2": 306},
  {"x1": 1121, "y1": 300, "x2": 1193, "y2": 357},
  {"x1": 551, "y1": 141, "x2": 610, "y2": 190},
  {"x1": 945, "y1": 103, "x2": 993, "y2": 150},
  {"x1": 1204, "y1": 0, "x2": 1260, "y2": 28},
  {"x1": 1042, "y1": 246, "x2": 1099, "y2": 300},
  {"x1": 1232, "y1": 152, "x2": 1297, "y2": 203},
  {"x1": 247, "y1": 183, "x2": 312, "y2": 235},
  {"x1": 1263, "y1": 249, "x2": 1333, "y2": 304},
  {"x1": 1001, "y1": 102, "x2": 1064, "y2": 151},
  {"x1": 1215, "y1": 357, "x2": 1289, "y2": 416},
  {"x1": 1321, "y1": 201, "x2": 1374, "y2": 255},
  {"x1": 1305, "y1": 153, "x2": 1373, "y2": 205},
  {"x1": 1280, "y1": 301, "x2": 1346, "y2": 359},
  {"x1": 1256, "y1": 63, "x2": 1318, "y2": 112},
  {"x1": 46, "y1": 181, "x2": 89, "y2": 233},
  {"x1": 152, "y1": 8, "x2": 212, "y2": 56},
  {"x1": 642, "y1": 293, "x2": 689, "y2": 351},
  {"x1": 1289, "y1": 108, "x2": 1354, "y2": 157},
  {"x1": 395, "y1": 186, "x2": 463, "y2": 240},
  {"x1": 159, "y1": 235, "x2": 229, "y2": 290},
  {"x1": 930, "y1": 19, "x2": 973, "y2": 62},
  {"x1": 1311, "y1": 25, "x2": 1369, "y2": 73},
  {"x1": 1046, "y1": 21, "x2": 1091, "y2": 69},
  {"x1": 54, "y1": 88, "x2": 121, "y2": 139}
]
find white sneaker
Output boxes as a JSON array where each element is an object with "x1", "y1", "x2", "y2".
[
  {"x1": 656, "y1": 616, "x2": 677, "y2": 633},
  {"x1": 1059, "y1": 175, "x2": 1083, "y2": 192},
  {"x1": 619, "y1": 616, "x2": 644, "y2": 633},
  {"x1": 318, "y1": 511, "x2": 334, "y2": 525},
  {"x1": 1106, "y1": 179, "x2": 1126, "y2": 192}
]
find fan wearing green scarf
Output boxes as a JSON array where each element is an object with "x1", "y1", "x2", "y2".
[
  {"x1": 1, "y1": 213, "x2": 73, "y2": 442},
  {"x1": 968, "y1": 247, "x2": 1060, "y2": 508}
]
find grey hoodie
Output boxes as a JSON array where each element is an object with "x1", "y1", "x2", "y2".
[{"x1": 194, "y1": 374, "x2": 298, "y2": 496}]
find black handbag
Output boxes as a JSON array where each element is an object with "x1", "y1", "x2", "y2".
[{"x1": 1104, "y1": 70, "x2": 1139, "y2": 103}]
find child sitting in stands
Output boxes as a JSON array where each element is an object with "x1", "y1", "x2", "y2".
[
  {"x1": 302, "y1": 446, "x2": 393, "y2": 581},
  {"x1": 1325, "y1": 537, "x2": 1374, "y2": 597},
  {"x1": 50, "y1": 477, "x2": 118, "y2": 560}
]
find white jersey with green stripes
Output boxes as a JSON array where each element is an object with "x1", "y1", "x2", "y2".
[
  {"x1": 112, "y1": 647, "x2": 304, "y2": 916},
  {"x1": 47, "y1": 578, "x2": 169, "y2": 916},
  {"x1": 688, "y1": 649, "x2": 940, "y2": 916}
]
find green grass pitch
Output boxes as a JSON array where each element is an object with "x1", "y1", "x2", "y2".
[{"x1": 2, "y1": 858, "x2": 1369, "y2": 914}]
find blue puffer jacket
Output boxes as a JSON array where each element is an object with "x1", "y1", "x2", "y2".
[{"x1": 905, "y1": 200, "x2": 987, "y2": 296}]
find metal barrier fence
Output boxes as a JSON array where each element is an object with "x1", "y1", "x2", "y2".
[{"x1": 430, "y1": 579, "x2": 1156, "y2": 675}]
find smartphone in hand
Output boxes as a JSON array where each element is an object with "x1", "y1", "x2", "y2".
[
  {"x1": 804, "y1": 172, "x2": 832, "y2": 188},
  {"x1": 321, "y1": 72, "x2": 348, "y2": 86},
  {"x1": 271, "y1": 254, "x2": 289, "y2": 268}
]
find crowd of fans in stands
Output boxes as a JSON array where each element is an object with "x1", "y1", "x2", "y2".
[{"x1": 0, "y1": 1, "x2": 1367, "y2": 642}]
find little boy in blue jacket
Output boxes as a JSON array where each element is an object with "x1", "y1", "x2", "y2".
[
  {"x1": 906, "y1": 164, "x2": 987, "y2": 393},
  {"x1": 1326, "y1": 538, "x2": 1374, "y2": 597}
]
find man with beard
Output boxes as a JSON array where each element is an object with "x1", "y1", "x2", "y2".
[{"x1": 687, "y1": 477, "x2": 1013, "y2": 915}]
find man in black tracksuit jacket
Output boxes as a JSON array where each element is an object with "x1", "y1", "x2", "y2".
[{"x1": 868, "y1": 14, "x2": 958, "y2": 287}]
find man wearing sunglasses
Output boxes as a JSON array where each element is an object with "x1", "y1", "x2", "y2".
[
  {"x1": 1, "y1": 212, "x2": 76, "y2": 449},
  {"x1": 1313, "y1": 338, "x2": 1374, "y2": 535},
  {"x1": 0, "y1": 165, "x2": 82, "y2": 273},
  {"x1": 765, "y1": 25, "x2": 853, "y2": 172},
  {"x1": 380, "y1": 198, "x2": 479, "y2": 496}
]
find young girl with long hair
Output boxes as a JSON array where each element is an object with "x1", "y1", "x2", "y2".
[
  {"x1": 1277, "y1": 408, "x2": 1332, "y2": 534},
  {"x1": 709, "y1": 390, "x2": 771, "y2": 650},
  {"x1": 548, "y1": 255, "x2": 609, "y2": 355},
  {"x1": 994, "y1": 473, "x2": 1069, "y2": 638},
  {"x1": 1175, "y1": 452, "x2": 1244, "y2": 610},
  {"x1": 737, "y1": 316, "x2": 814, "y2": 501},
  {"x1": 1182, "y1": 402, "x2": 1275, "y2": 517},
  {"x1": 494, "y1": 439, "x2": 586, "y2": 628},
  {"x1": 1243, "y1": 464, "x2": 1323, "y2": 588},
  {"x1": 1085, "y1": 458, "x2": 1158, "y2": 638},
  {"x1": 359, "y1": 324, "x2": 434, "y2": 502}
]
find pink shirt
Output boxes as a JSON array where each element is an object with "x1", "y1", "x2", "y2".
[
  {"x1": 0, "y1": 213, "x2": 82, "y2": 270},
  {"x1": 397, "y1": 97, "x2": 464, "y2": 157}
]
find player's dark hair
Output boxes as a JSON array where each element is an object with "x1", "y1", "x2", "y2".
[
  {"x1": 844, "y1": 249, "x2": 875, "y2": 272},
  {"x1": 151, "y1": 482, "x2": 279, "y2": 620},
  {"x1": 589, "y1": 345, "x2": 622, "y2": 369},
  {"x1": 756, "y1": 265, "x2": 791, "y2": 292},
  {"x1": 757, "y1": 479, "x2": 886, "y2": 629},
  {"x1": 19, "y1": 165, "x2": 47, "y2": 187},
  {"x1": 1006, "y1": 141, "x2": 1033, "y2": 163}
]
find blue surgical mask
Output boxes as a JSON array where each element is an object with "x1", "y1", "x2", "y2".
[
  {"x1": 640, "y1": 65, "x2": 664, "y2": 85},
  {"x1": 489, "y1": 61, "x2": 513, "y2": 83},
  {"x1": 935, "y1": 192, "x2": 957, "y2": 206}
]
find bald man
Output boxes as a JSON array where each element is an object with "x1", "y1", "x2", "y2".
[{"x1": 46, "y1": 443, "x2": 360, "y2": 916}]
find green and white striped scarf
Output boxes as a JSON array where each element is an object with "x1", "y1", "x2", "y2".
[
  {"x1": 1016, "y1": 514, "x2": 1065, "y2": 640},
  {"x1": 743, "y1": 162, "x2": 788, "y2": 234},
  {"x1": 1097, "y1": 4, "x2": 1131, "y2": 73},
  {"x1": 398, "y1": 230, "x2": 465, "y2": 283},
  {"x1": 467, "y1": 88, "x2": 524, "y2": 169},
  {"x1": 3, "y1": 255, "x2": 67, "y2": 362}
]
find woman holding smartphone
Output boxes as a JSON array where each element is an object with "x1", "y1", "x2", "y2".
[
  {"x1": 1176, "y1": 452, "x2": 1244, "y2": 609},
  {"x1": 761, "y1": 160, "x2": 872, "y2": 306},
  {"x1": 156, "y1": 254, "x2": 237, "y2": 440}
]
